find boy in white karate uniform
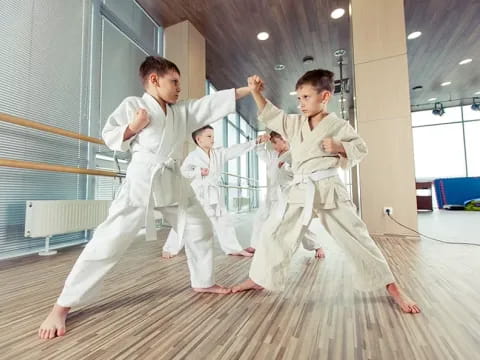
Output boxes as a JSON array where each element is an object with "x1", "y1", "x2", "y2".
[
  {"x1": 247, "y1": 131, "x2": 325, "y2": 259},
  {"x1": 164, "y1": 125, "x2": 268, "y2": 259},
  {"x1": 233, "y1": 71, "x2": 420, "y2": 315},
  {"x1": 39, "y1": 56, "x2": 255, "y2": 339}
]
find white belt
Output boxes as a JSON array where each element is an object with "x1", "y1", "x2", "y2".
[
  {"x1": 275, "y1": 168, "x2": 339, "y2": 226},
  {"x1": 131, "y1": 152, "x2": 177, "y2": 241},
  {"x1": 131, "y1": 152, "x2": 177, "y2": 169},
  {"x1": 199, "y1": 179, "x2": 223, "y2": 217},
  {"x1": 294, "y1": 168, "x2": 339, "y2": 225}
]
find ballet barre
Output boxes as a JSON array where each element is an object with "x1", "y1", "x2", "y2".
[
  {"x1": 0, "y1": 112, "x2": 104, "y2": 145},
  {"x1": 220, "y1": 173, "x2": 266, "y2": 213},
  {"x1": 0, "y1": 158, "x2": 122, "y2": 178},
  {"x1": 0, "y1": 112, "x2": 121, "y2": 178},
  {"x1": 222, "y1": 172, "x2": 261, "y2": 183}
]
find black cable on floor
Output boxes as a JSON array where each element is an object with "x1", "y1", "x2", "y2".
[{"x1": 385, "y1": 210, "x2": 480, "y2": 247}]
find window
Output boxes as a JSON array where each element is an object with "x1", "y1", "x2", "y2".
[
  {"x1": 412, "y1": 123, "x2": 466, "y2": 178},
  {"x1": 411, "y1": 104, "x2": 479, "y2": 178},
  {"x1": 0, "y1": 0, "x2": 162, "y2": 258},
  {"x1": 207, "y1": 80, "x2": 260, "y2": 212},
  {"x1": 464, "y1": 121, "x2": 480, "y2": 176},
  {"x1": 463, "y1": 105, "x2": 480, "y2": 122}
]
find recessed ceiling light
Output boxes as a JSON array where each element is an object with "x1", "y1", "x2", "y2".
[
  {"x1": 257, "y1": 32, "x2": 269, "y2": 41},
  {"x1": 302, "y1": 55, "x2": 314, "y2": 64},
  {"x1": 274, "y1": 64, "x2": 285, "y2": 71},
  {"x1": 289, "y1": 91, "x2": 297, "y2": 95},
  {"x1": 441, "y1": 81, "x2": 452, "y2": 86},
  {"x1": 331, "y1": 8, "x2": 345, "y2": 19},
  {"x1": 339, "y1": 98, "x2": 346, "y2": 102},
  {"x1": 459, "y1": 58, "x2": 472, "y2": 65},
  {"x1": 428, "y1": 97, "x2": 437, "y2": 102},
  {"x1": 475, "y1": 91, "x2": 480, "y2": 95},
  {"x1": 407, "y1": 31, "x2": 422, "y2": 40}
]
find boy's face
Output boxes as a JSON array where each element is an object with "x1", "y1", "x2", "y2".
[
  {"x1": 271, "y1": 136, "x2": 289, "y2": 153},
  {"x1": 296, "y1": 84, "x2": 331, "y2": 117},
  {"x1": 196, "y1": 128, "x2": 214, "y2": 149},
  {"x1": 150, "y1": 70, "x2": 181, "y2": 104}
]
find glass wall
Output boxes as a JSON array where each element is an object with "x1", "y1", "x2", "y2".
[
  {"x1": 0, "y1": 0, "x2": 162, "y2": 258},
  {"x1": 206, "y1": 81, "x2": 260, "y2": 212},
  {"x1": 412, "y1": 104, "x2": 480, "y2": 179}
]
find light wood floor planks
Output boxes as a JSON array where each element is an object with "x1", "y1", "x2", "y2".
[{"x1": 1, "y1": 228, "x2": 479, "y2": 360}]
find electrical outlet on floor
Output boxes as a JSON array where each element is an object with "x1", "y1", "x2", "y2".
[{"x1": 383, "y1": 207, "x2": 393, "y2": 215}]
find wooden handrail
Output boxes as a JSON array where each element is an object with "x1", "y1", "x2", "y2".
[
  {"x1": 0, "y1": 112, "x2": 105, "y2": 145},
  {"x1": 0, "y1": 158, "x2": 122, "y2": 178}
]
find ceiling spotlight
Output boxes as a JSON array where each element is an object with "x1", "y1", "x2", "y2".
[
  {"x1": 303, "y1": 55, "x2": 314, "y2": 64},
  {"x1": 475, "y1": 91, "x2": 480, "y2": 95},
  {"x1": 471, "y1": 97, "x2": 480, "y2": 112},
  {"x1": 331, "y1": 8, "x2": 345, "y2": 19},
  {"x1": 274, "y1": 64, "x2": 285, "y2": 71},
  {"x1": 428, "y1": 97, "x2": 437, "y2": 102},
  {"x1": 441, "y1": 81, "x2": 452, "y2": 87},
  {"x1": 289, "y1": 91, "x2": 297, "y2": 95},
  {"x1": 257, "y1": 32, "x2": 269, "y2": 41},
  {"x1": 407, "y1": 31, "x2": 422, "y2": 40},
  {"x1": 432, "y1": 102, "x2": 445, "y2": 116},
  {"x1": 459, "y1": 58, "x2": 472, "y2": 65}
]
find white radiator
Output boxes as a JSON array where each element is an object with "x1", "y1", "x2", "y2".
[{"x1": 25, "y1": 200, "x2": 111, "y2": 255}]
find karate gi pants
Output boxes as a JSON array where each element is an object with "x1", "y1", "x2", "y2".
[
  {"x1": 57, "y1": 200, "x2": 214, "y2": 308},
  {"x1": 249, "y1": 200, "x2": 395, "y2": 291},
  {"x1": 250, "y1": 202, "x2": 323, "y2": 251}
]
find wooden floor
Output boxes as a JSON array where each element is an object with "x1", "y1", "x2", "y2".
[{"x1": 1, "y1": 228, "x2": 480, "y2": 360}]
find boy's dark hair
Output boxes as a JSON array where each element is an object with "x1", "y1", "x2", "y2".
[
  {"x1": 269, "y1": 130, "x2": 284, "y2": 142},
  {"x1": 192, "y1": 125, "x2": 213, "y2": 145},
  {"x1": 139, "y1": 56, "x2": 180, "y2": 84},
  {"x1": 295, "y1": 69, "x2": 334, "y2": 93}
]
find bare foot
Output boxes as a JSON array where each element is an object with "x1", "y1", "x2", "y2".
[
  {"x1": 38, "y1": 304, "x2": 70, "y2": 339},
  {"x1": 229, "y1": 250, "x2": 254, "y2": 257},
  {"x1": 193, "y1": 284, "x2": 232, "y2": 294},
  {"x1": 315, "y1": 248, "x2": 326, "y2": 259},
  {"x1": 386, "y1": 283, "x2": 421, "y2": 314},
  {"x1": 162, "y1": 251, "x2": 177, "y2": 259},
  {"x1": 232, "y1": 278, "x2": 264, "y2": 293},
  {"x1": 245, "y1": 247, "x2": 256, "y2": 254}
]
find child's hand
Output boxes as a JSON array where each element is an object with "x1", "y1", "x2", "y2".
[
  {"x1": 248, "y1": 75, "x2": 264, "y2": 93},
  {"x1": 321, "y1": 138, "x2": 344, "y2": 154},
  {"x1": 201, "y1": 168, "x2": 209, "y2": 176},
  {"x1": 129, "y1": 108, "x2": 150, "y2": 133},
  {"x1": 256, "y1": 133, "x2": 270, "y2": 144}
]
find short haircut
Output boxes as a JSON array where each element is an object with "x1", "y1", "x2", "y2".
[
  {"x1": 139, "y1": 56, "x2": 180, "y2": 84},
  {"x1": 192, "y1": 125, "x2": 213, "y2": 145},
  {"x1": 295, "y1": 69, "x2": 334, "y2": 93}
]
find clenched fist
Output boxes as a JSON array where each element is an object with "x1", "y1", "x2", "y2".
[
  {"x1": 321, "y1": 137, "x2": 344, "y2": 154},
  {"x1": 247, "y1": 75, "x2": 264, "y2": 93},
  {"x1": 129, "y1": 108, "x2": 150, "y2": 134},
  {"x1": 256, "y1": 133, "x2": 270, "y2": 144}
]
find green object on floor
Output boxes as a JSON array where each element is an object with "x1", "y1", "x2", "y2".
[{"x1": 464, "y1": 199, "x2": 480, "y2": 211}]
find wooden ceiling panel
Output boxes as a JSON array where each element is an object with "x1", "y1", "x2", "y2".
[{"x1": 405, "y1": 0, "x2": 480, "y2": 109}]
